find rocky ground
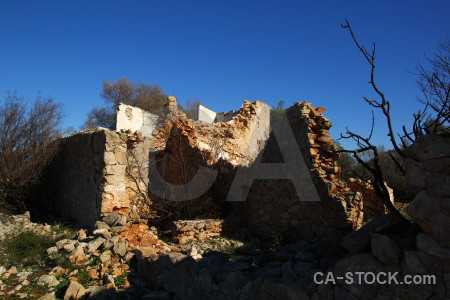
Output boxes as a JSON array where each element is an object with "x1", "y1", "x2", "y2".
[{"x1": 1, "y1": 211, "x2": 329, "y2": 299}]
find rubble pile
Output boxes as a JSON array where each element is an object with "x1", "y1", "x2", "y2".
[
  {"x1": 322, "y1": 133, "x2": 450, "y2": 299},
  {"x1": 172, "y1": 219, "x2": 223, "y2": 245}
]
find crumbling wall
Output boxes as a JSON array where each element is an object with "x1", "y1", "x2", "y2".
[
  {"x1": 37, "y1": 97, "x2": 363, "y2": 241},
  {"x1": 241, "y1": 102, "x2": 363, "y2": 240},
  {"x1": 172, "y1": 219, "x2": 223, "y2": 245},
  {"x1": 215, "y1": 110, "x2": 239, "y2": 122},
  {"x1": 151, "y1": 99, "x2": 271, "y2": 166},
  {"x1": 101, "y1": 130, "x2": 130, "y2": 214},
  {"x1": 346, "y1": 178, "x2": 395, "y2": 217},
  {"x1": 36, "y1": 130, "x2": 106, "y2": 228},
  {"x1": 37, "y1": 128, "x2": 141, "y2": 228},
  {"x1": 116, "y1": 103, "x2": 159, "y2": 137},
  {"x1": 324, "y1": 133, "x2": 450, "y2": 300}
]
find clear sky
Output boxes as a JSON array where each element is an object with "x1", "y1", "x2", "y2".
[{"x1": 1, "y1": 1, "x2": 449, "y2": 149}]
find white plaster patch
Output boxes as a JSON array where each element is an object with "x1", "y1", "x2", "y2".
[
  {"x1": 197, "y1": 105, "x2": 217, "y2": 123},
  {"x1": 116, "y1": 103, "x2": 159, "y2": 137}
]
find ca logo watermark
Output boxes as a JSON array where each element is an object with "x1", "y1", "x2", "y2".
[{"x1": 147, "y1": 105, "x2": 320, "y2": 203}]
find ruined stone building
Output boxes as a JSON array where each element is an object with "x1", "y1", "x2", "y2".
[
  {"x1": 36, "y1": 96, "x2": 365, "y2": 242},
  {"x1": 30, "y1": 96, "x2": 450, "y2": 299}
]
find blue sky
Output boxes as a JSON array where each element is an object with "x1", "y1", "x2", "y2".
[{"x1": 1, "y1": 1, "x2": 449, "y2": 149}]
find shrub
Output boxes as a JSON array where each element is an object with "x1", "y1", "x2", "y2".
[{"x1": 0, "y1": 92, "x2": 64, "y2": 214}]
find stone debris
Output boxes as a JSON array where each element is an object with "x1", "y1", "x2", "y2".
[
  {"x1": 325, "y1": 132, "x2": 450, "y2": 300},
  {"x1": 87, "y1": 237, "x2": 106, "y2": 253},
  {"x1": 172, "y1": 219, "x2": 223, "y2": 245},
  {"x1": 37, "y1": 275, "x2": 60, "y2": 287},
  {"x1": 0, "y1": 98, "x2": 446, "y2": 299},
  {"x1": 63, "y1": 281, "x2": 86, "y2": 300}
]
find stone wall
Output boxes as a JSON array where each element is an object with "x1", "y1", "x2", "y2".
[
  {"x1": 404, "y1": 133, "x2": 450, "y2": 244},
  {"x1": 155, "y1": 99, "x2": 272, "y2": 166},
  {"x1": 323, "y1": 132, "x2": 450, "y2": 299},
  {"x1": 37, "y1": 98, "x2": 364, "y2": 241},
  {"x1": 172, "y1": 219, "x2": 223, "y2": 245},
  {"x1": 134, "y1": 133, "x2": 449, "y2": 299},
  {"x1": 37, "y1": 128, "x2": 144, "y2": 228},
  {"x1": 240, "y1": 102, "x2": 363, "y2": 240},
  {"x1": 346, "y1": 178, "x2": 394, "y2": 217},
  {"x1": 35, "y1": 130, "x2": 106, "y2": 228}
]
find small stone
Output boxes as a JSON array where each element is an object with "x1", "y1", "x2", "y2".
[
  {"x1": 100, "y1": 266, "x2": 109, "y2": 276},
  {"x1": 99, "y1": 250, "x2": 112, "y2": 263},
  {"x1": 123, "y1": 251, "x2": 135, "y2": 262},
  {"x1": 416, "y1": 233, "x2": 450, "y2": 261},
  {"x1": 404, "y1": 251, "x2": 427, "y2": 274},
  {"x1": 87, "y1": 269, "x2": 99, "y2": 279},
  {"x1": 128, "y1": 210, "x2": 140, "y2": 220},
  {"x1": 47, "y1": 246, "x2": 58, "y2": 255},
  {"x1": 49, "y1": 266, "x2": 66, "y2": 276},
  {"x1": 110, "y1": 226, "x2": 127, "y2": 233},
  {"x1": 64, "y1": 281, "x2": 86, "y2": 300},
  {"x1": 63, "y1": 240, "x2": 77, "y2": 253},
  {"x1": 95, "y1": 221, "x2": 110, "y2": 230},
  {"x1": 198, "y1": 232, "x2": 207, "y2": 240},
  {"x1": 317, "y1": 136, "x2": 333, "y2": 143},
  {"x1": 38, "y1": 292, "x2": 56, "y2": 300},
  {"x1": 69, "y1": 253, "x2": 86, "y2": 264},
  {"x1": 87, "y1": 285, "x2": 115, "y2": 298},
  {"x1": 136, "y1": 247, "x2": 157, "y2": 260},
  {"x1": 113, "y1": 241, "x2": 128, "y2": 257},
  {"x1": 178, "y1": 236, "x2": 189, "y2": 245},
  {"x1": 16, "y1": 271, "x2": 31, "y2": 278},
  {"x1": 94, "y1": 229, "x2": 112, "y2": 240},
  {"x1": 188, "y1": 246, "x2": 198, "y2": 256},
  {"x1": 103, "y1": 274, "x2": 115, "y2": 285},
  {"x1": 116, "y1": 215, "x2": 128, "y2": 226},
  {"x1": 70, "y1": 245, "x2": 84, "y2": 257},
  {"x1": 102, "y1": 213, "x2": 121, "y2": 227},
  {"x1": 87, "y1": 237, "x2": 106, "y2": 253},
  {"x1": 37, "y1": 275, "x2": 60, "y2": 287},
  {"x1": 77, "y1": 230, "x2": 87, "y2": 241},
  {"x1": 56, "y1": 239, "x2": 68, "y2": 250},
  {"x1": 112, "y1": 268, "x2": 122, "y2": 276},
  {"x1": 370, "y1": 233, "x2": 401, "y2": 265},
  {"x1": 7, "y1": 267, "x2": 18, "y2": 275},
  {"x1": 104, "y1": 236, "x2": 120, "y2": 249}
]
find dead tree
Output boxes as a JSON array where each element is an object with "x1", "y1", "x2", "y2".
[
  {"x1": 339, "y1": 20, "x2": 406, "y2": 215},
  {"x1": 0, "y1": 92, "x2": 64, "y2": 214},
  {"x1": 412, "y1": 36, "x2": 449, "y2": 136},
  {"x1": 339, "y1": 21, "x2": 449, "y2": 216}
]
